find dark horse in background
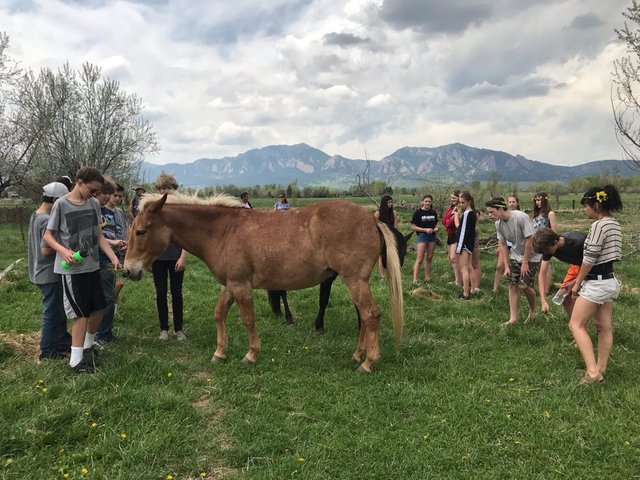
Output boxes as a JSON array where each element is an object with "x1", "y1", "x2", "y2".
[
  {"x1": 268, "y1": 228, "x2": 412, "y2": 332},
  {"x1": 124, "y1": 193, "x2": 404, "y2": 373}
]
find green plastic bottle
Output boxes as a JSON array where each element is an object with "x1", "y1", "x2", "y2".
[{"x1": 61, "y1": 250, "x2": 87, "y2": 269}]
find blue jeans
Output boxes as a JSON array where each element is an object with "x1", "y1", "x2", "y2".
[
  {"x1": 38, "y1": 281, "x2": 72, "y2": 357},
  {"x1": 96, "y1": 265, "x2": 116, "y2": 342}
]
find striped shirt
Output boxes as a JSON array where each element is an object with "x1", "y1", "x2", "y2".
[{"x1": 582, "y1": 217, "x2": 622, "y2": 266}]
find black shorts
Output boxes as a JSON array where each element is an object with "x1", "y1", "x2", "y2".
[
  {"x1": 447, "y1": 236, "x2": 456, "y2": 246},
  {"x1": 61, "y1": 270, "x2": 107, "y2": 319}
]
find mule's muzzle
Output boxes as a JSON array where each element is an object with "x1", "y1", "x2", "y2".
[{"x1": 123, "y1": 266, "x2": 145, "y2": 281}]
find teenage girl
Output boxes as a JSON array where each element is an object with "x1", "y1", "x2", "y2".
[
  {"x1": 411, "y1": 195, "x2": 438, "y2": 283},
  {"x1": 569, "y1": 185, "x2": 623, "y2": 385},
  {"x1": 442, "y1": 190, "x2": 462, "y2": 286},
  {"x1": 454, "y1": 191, "x2": 476, "y2": 300},
  {"x1": 533, "y1": 192, "x2": 558, "y2": 295}
]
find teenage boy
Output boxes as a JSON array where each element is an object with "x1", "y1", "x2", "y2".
[
  {"x1": 44, "y1": 167, "x2": 120, "y2": 373},
  {"x1": 95, "y1": 179, "x2": 126, "y2": 344},
  {"x1": 107, "y1": 183, "x2": 128, "y2": 316},
  {"x1": 485, "y1": 196, "x2": 541, "y2": 326},
  {"x1": 533, "y1": 227, "x2": 586, "y2": 318},
  {"x1": 28, "y1": 181, "x2": 72, "y2": 360}
]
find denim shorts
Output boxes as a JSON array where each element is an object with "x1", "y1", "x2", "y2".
[
  {"x1": 416, "y1": 232, "x2": 437, "y2": 244},
  {"x1": 578, "y1": 277, "x2": 621, "y2": 304}
]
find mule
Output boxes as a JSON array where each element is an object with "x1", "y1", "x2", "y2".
[
  {"x1": 268, "y1": 229, "x2": 413, "y2": 332},
  {"x1": 123, "y1": 193, "x2": 404, "y2": 373}
]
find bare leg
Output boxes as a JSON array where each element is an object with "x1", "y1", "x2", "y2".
[
  {"x1": 569, "y1": 296, "x2": 600, "y2": 378},
  {"x1": 504, "y1": 284, "x2": 519, "y2": 325},
  {"x1": 424, "y1": 242, "x2": 435, "y2": 281},
  {"x1": 522, "y1": 285, "x2": 537, "y2": 323},
  {"x1": 378, "y1": 256, "x2": 385, "y2": 279},
  {"x1": 458, "y1": 252, "x2": 472, "y2": 297},
  {"x1": 493, "y1": 249, "x2": 503, "y2": 292},
  {"x1": 448, "y1": 243, "x2": 461, "y2": 285},
  {"x1": 471, "y1": 246, "x2": 481, "y2": 292},
  {"x1": 594, "y1": 302, "x2": 613, "y2": 375},
  {"x1": 413, "y1": 243, "x2": 426, "y2": 283}
]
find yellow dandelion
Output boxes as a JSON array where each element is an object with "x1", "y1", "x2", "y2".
[
  {"x1": 506, "y1": 414, "x2": 512, "y2": 420},
  {"x1": 625, "y1": 441, "x2": 631, "y2": 446},
  {"x1": 90, "y1": 422, "x2": 97, "y2": 428},
  {"x1": 200, "y1": 472, "x2": 207, "y2": 478},
  {"x1": 59, "y1": 448, "x2": 65, "y2": 454},
  {"x1": 63, "y1": 473, "x2": 70, "y2": 479},
  {"x1": 120, "y1": 433, "x2": 127, "y2": 439},
  {"x1": 296, "y1": 457, "x2": 305, "y2": 462},
  {"x1": 303, "y1": 346, "x2": 309, "y2": 350},
  {"x1": 38, "y1": 379, "x2": 44, "y2": 384},
  {"x1": 6, "y1": 457, "x2": 13, "y2": 465},
  {"x1": 422, "y1": 434, "x2": 430, "y2": 441},
  {"x1": 524, "y1": 390, "x2": 530, "y2": 394},
  {"x1": 207, "y1": 377, "x2": 212, "y2": 383},
  {"x1": 42, "y1": 387, "x2": 49, "y2": 393},
  {"x1": 508, "y1": 378, "x2": 515, "y2": 382},
  {"x1": 514, "y1": 440, "x2": 522, "y2": 445},
  {"x1": 167, "y1": 372, "x2": 173, "y2": 378},
  {"x1": 167, "y1": 475, "x2": 174, "y2": 480},
  {"x1": 543, "y1": 411, "x2": 551, "y2": 419},
  {"x1": 484, "y1": 399, "x2": 491, "y2": 404},
  {"x1": 81, "y1": 467, "x2": 88, "y2": 475}
]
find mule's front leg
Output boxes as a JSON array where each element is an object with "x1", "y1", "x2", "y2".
[
  {"x1": 233, "y1": 286, "x2": 261, "y2": 365},
  {"x1": 211, "y1": 287, "x2": 234, "y2": 363}
]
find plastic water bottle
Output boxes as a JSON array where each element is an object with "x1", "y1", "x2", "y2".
[
  {"x1": 61, "y1": 250, "x2": 87, "y2": 269},
  {"x1": 551, "y1": 288, "x2": 569, "y2": 306}
]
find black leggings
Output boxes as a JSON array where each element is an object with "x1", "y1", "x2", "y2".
[{"x1": 152, "y1": 260, "x2": 184, "y2": 332}]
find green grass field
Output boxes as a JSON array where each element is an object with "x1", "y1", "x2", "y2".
[{"x1": 1, "y1": 198, "x2": 640, "y2": 479}]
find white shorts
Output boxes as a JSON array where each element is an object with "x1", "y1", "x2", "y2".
[{"x1": 578, "y1": 277, "x2": 621, "y2": 304}]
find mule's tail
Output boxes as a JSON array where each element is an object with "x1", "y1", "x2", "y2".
[{"x1": 377, "y1": 222, "x2": 404, "y2": 347}]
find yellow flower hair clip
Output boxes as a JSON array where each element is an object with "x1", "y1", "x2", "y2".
[{"x1": 595, "y1": 191, "x2": 607, "y2": 203}]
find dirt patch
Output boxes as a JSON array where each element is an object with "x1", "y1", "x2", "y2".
[
  {"x1": 622, "y1": 285, "x2": 640, "y2": 294},
  {"x1": 185, "y1": 466, "x2": 239, "y2": 480},
  {"x1": 0, "y1": 331, "x2": 40, "y2": 361}
]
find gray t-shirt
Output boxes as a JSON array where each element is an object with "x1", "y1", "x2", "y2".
[
  {"x1": 28, "y1": 212, "x2": 58, "y2": 285},
  {"x1": 47, "y1": 196, "x2": 101, "y2": 275},
  {"x1": 495, "y1": 210, "x2": 542, "y2": 263}
]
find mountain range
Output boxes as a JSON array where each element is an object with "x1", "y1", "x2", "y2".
[{"x1": 141, "y1": 143, "x2": 637, "y2": 188}]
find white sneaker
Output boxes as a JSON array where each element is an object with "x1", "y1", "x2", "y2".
[
  {"x1": 159, "y1": 330, "x2": 169, "y2": 340},
  {"x1": 175, "y1": 331, "x2": 187, "y2": 341}
]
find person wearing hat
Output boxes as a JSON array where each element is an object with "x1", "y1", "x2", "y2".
[
  {"x1": 129, "y1": 185, "x2": 145, "y2": 221},
  {"x1": 485, "y1": 195, "x2": 541, "y2": 327},
  {"x1": 28, "y1": 181, "x2": 72, "y2": 360}
]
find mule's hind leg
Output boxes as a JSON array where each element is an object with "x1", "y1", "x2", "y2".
[
  {"x1": 344, "y1": 280, "x2": 381, "y2": 373},
  {"x1": 212, "y1": 286, "x2": 234, "y2": 362},
  {"x1": 230, "y1": 284, "x2": 261, "y2": 365}
]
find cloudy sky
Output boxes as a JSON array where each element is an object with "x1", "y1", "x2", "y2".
[{"x1": 0, "y1": 0, "x2": 632, "y2": 166}]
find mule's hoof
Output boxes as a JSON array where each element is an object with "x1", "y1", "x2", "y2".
[
  {"x1": 240, "y1": 356, "x2": 256, "y2": 366},
  {"x1": 315, "y1": 327, "x2": 325, "y2": 334},
  {"x1": 355, "y1": 365, "x2": 372, "y2": 374},
  {"x1": 210, "y1": 355, "x2": 226, "y2": 363},
  {"x1": 285, "y1": 322, "x2": 295, "y2": 328}
]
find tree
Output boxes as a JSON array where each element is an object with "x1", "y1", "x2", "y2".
[
  {"x1": 3, "y1": 58, "x2": 158, "y2": 197},
  {"x1": 613, "y1": 1, "x2": 640, "y2": 168}
]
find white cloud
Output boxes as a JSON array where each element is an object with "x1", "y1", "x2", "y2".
[{"x1": 0, "y1": 0, "x2": 631, "y2": 166}]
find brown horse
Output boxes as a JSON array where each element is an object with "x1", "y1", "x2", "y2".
[{"x1": 123, "y1": 193, "x2": 404, "y2": 373}]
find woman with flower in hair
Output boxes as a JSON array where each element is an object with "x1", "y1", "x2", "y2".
[
  {"x1": 570, "y1": 185, "x2": 623, "y2": 385},
  {"x1": 533, "y1": 192, "x2": 557, "y2": 295}
]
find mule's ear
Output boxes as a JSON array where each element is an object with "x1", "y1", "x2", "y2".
[
  {"x1": 404, "y1": 232, "x2": 413, "y2": 241},
  {"x1": 147, "y1": 193, "x2": 168, "y2": 214}
]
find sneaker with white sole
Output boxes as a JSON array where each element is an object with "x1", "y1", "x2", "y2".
[
  {"x1": 175, "y1": 331, "x2": 187, "y2": 341},
  {"x1": 159, "y1": 330, "x2": 169, "y2": 340}
]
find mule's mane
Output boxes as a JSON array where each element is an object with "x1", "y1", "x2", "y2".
[{"x1": 139, "y1": 192, "x2": 243, "y2": 212}]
